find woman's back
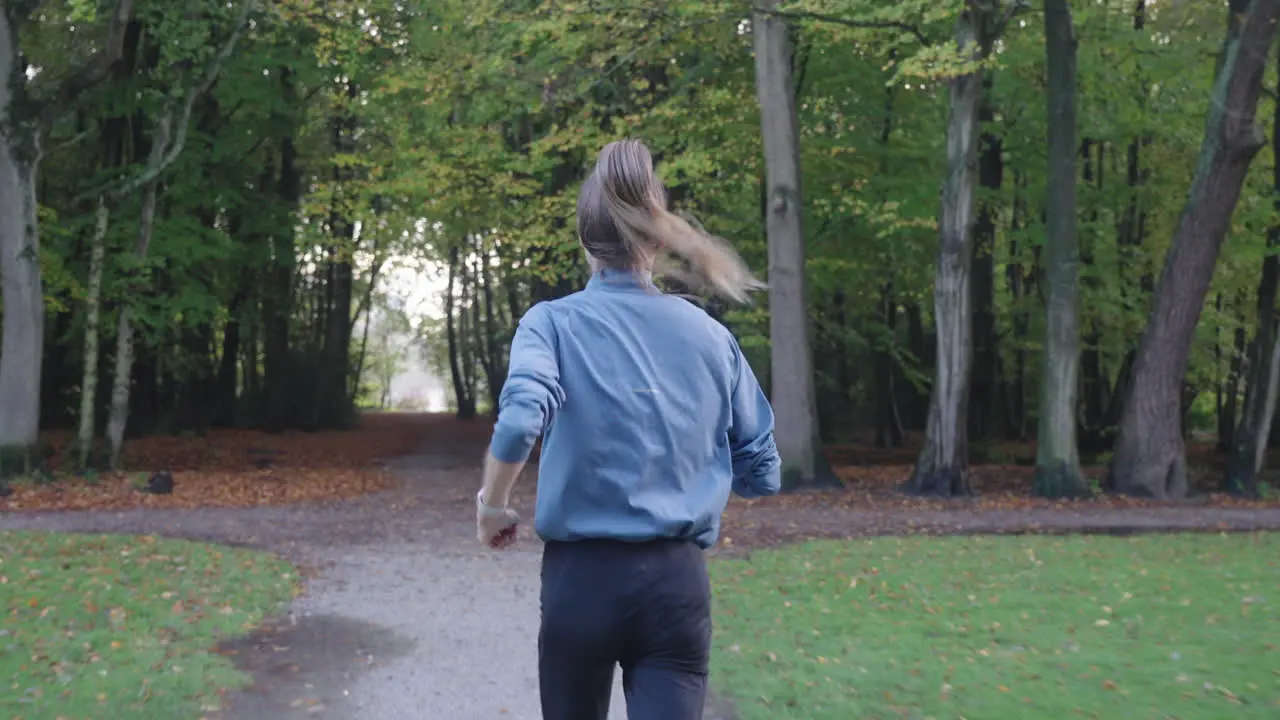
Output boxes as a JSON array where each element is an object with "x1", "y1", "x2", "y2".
[{"x1": 495, "y1": 268, "x2": 777, "y2": 548}]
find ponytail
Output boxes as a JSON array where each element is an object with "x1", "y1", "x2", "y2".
[{"x1": 580, "y1": 139, "x2": 765, "y2": 304}]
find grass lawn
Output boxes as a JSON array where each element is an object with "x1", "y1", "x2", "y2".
[
  {"x1": 1, "y1": 531, "x2": 297, "y2": 719},
  {"x1": 710, "y1": 533, "x2": 1280, "y2": 720}
]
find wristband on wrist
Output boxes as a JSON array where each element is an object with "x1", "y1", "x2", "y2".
[{"x1": 477, "y1": 489, "x2": 506, "y2": 513}]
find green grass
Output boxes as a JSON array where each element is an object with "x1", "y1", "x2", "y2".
[
  {"x1": 1, "y1": 531, "x2": 297, "y2": 719},
  {"x1": 710, "y1": 533, "x2": 1280, "y2": 720}
]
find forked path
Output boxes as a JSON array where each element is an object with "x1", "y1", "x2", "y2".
[{"x1": 5, "y1": 427, "x2": 1280, "y2": 719}]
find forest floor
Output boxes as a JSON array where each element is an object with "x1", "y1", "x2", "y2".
[{"x1": 2, "y1": 413, "x2": 1279, "y2": 719}]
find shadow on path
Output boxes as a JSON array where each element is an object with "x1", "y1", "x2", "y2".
[{"x1": 211, "y1": 614, "x2": 417, "y2": 719}]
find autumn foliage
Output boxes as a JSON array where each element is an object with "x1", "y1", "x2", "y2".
[
  {"x1": 0, "y1": 413, "x2": 444, "y2": 512},
  {"x1": 3, "y1": 414, "x2": 1277, "y2": 520}
]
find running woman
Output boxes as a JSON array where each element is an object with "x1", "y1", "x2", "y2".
[{"x1": 475, "y1": 138, "x2": 781, "y2": 720}]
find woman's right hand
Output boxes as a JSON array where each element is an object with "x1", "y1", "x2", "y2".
[{"x1": 476, "y1": 490, "x2": 520, "y2": 549}]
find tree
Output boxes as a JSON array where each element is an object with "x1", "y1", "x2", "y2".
[
  {"x1": 1033, "y1": 0, "x2": 1087, "y2": 498},
  {"x1": 76, "y1": 199, "x2": 110, "y2": 467},
  {"x1": 752, "y1": 0, "x2": 835, "y2": 490},
  {"x1": 101, "y1": 0, "x2": 252, "y2": 469},
  {"x1": 362, "y1": 302, "x2": 410, "y2": 409},
  {"x1": 7, "y1": 0, "x2": 1276, "y2": 503},
  {"x1": 905, "y1": 7, "x2": 987, "y2": 496},
  {"x1": 0, "y1": 0, "x2": 133, "y2": 475},
  {"x1": 1225, "y1": 43, "x2": 1280, "y2": 497},
  {"x1": 1110, "y1": 0, "x2": 1280, "y2": 498}
]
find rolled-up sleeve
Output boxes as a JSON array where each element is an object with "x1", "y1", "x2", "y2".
[
  {"x1": 489, "y1": 303, "x2": 565, "y2": 463},
  {"x1": 728, "y1": 340, "x2": 781, "y2": 498}
]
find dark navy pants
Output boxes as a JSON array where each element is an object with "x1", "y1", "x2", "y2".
[{"x1": 539, "y1": 538, "x2": 711, "y2": 720}]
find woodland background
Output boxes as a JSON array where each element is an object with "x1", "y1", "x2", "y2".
[{"x1": 3, "y1": 0, "x2": 1280, "y2": 504}]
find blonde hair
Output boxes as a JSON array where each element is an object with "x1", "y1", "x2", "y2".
[{"x1": 576, "y1": 139, "x2": 765, "y2": 304}]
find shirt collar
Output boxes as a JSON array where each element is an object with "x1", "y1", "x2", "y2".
[{"x1": 586, "y1": 268, "x2": 656, "y2": 292}]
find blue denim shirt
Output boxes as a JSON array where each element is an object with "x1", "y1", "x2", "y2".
[{"x1": 488, "y1": 268, "x2": 781, "y2": 549}]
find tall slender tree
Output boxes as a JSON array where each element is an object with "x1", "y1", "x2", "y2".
[
  {"x1": 753, "y1": 0, "x2": 833, "y2": 489},
  {"x1": 1034, "y1": 0, "x2": 1087, "y2": 498},
  {"x1": 906, "y1": 6, "x2": 986, "y2": 496}
]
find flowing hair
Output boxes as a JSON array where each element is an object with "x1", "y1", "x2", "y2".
[{"x1": 576, "y1": 139, "x2": 765, "y2": 304}]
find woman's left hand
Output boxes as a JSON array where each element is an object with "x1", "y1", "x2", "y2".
[{"x1": 476, "y1": 490, "x2": 519, "y2": 549}]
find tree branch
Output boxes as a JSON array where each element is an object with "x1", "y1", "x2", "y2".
[
  {"x1": 40, "y1": 0, "x2": 135, "y2": 126},
  {"x1": 132, "y1": 0, "x2": 255, "y2": 180},
  {"x1": 51, "y1": 129, "x2": 91, "y2": 153},
  {"x1": 752, "y1": 6, "x2": 932, "y2": 47},
  {"x1": 556, "y1": 3, "x2": 933, "y2": 49},
  {"x1": 989, "y1": 0, "x2": 1031, "y2": 40},
  {"x1": 1000, "y1": 0, "x2": 1031, "y2": 26},
  {"x1": 78, "y1": 0, "x2": 256, "y2": 203}
]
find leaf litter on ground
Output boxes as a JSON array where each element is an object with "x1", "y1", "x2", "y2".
[
  {"x1": 5, "y1": 416, "x2": 1279, "y2": 552},
  {"x1": 1, "y1": 413, "x2": 433, "y2": 512}
]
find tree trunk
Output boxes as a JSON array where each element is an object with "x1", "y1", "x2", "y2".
[
  {"x1": 243, "y1": 300, "x2": 259, "y2": 410},
  {"x1": 459, "y1": 249, "x2": 479, "y2": 416},
  {"x1": 1250, "y1": 332, "x2": 1280, "y2": 480},
  {"x1": 1218, "y1": 308, "x2": 1247, "y2": 452},
  {"x1": 1226, "y1": 40, "x2": 1280, "y2": 495},
  {"x1": 76, "y1": 199, "x2": 110, "y2": 467},
  {"x1": 0, "y1": 0, "x2": 134, "y2": 474},
  {"x1": 1110, "y1": 0, "x2": 1280, "y2": 498},
  {"x1": 1077, "y1": 139, "x2": 1105, "y2": 449},
  {"x1": 468, "y1": 250, "x2": 494, "y2": 408},
  {"x1": 1034, "y1": 0, "x2": 1088, "y2": 498},
  {"x1": 1119, "y1": 0, "x2": 1151, "y2": 289},
  {"x1": 351, "y1": 300, "x2": 374, "y2": 406},
  {"x1": 104, "y1": 104, "x2": 177, "y2": 469},
  {"x1": 348, "y1": 253, "x2": 384, "y2": 406},
  {"x1": 873, "y1": 67, "x2": 904, "y2": 449},
  {"x1": 480, "y1": 245, "x2": 505, "y2": 411},
  {"x1": 0, "y1": 96, "x2": 44, "y2": 472},
  {"x1": 106, "y1": 172, "x2": 161, "y2": 470},
  {"x1": 969, "y1": 87, "x2": 1002, "y2": 443},
  {"x1": 1229, "y1": 325, "x2": 1280, "y2": 496},
  {"x1": 213, "y1": 294, "x2": 243, "y2": 427},
  {"x1": 263, "y1": 135, "x2": 298, "y2": 432},
  {"x1": 753, "y1": 0, "x2": 832, "y2": 489},
  {"x1": 312, "y1": 95, "x2": 357, "y2": 429},
  {"x1": 445, "y1": 244, "x2": 474, "y2": 419},
  {"x1": 1006, "y1": 170, "x2": 1030, "y2": 440},
  {"x1": 874, "y1": 286, "x2": 904, "y2": 448},
  {"x1": 331, "y1": 257, "x2": 355, "y2": 412},
  {"x1": 906, "y1": 10, "x2": 984, "y2": 496},
  {"x1": 903, "y1": 302, "x2": 930, "y2": 430}
]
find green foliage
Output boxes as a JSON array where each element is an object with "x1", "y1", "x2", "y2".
[{"x1": 17, "y1": 0, "x2": 1280, "y2": 456}]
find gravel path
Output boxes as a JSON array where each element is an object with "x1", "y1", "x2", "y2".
[
  {"x1": 0, "y1": 445, "x2": 728, "y2": 719},
  {"x1": 5, "y1": 432, "x2": 1280, "y2": 719}
]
